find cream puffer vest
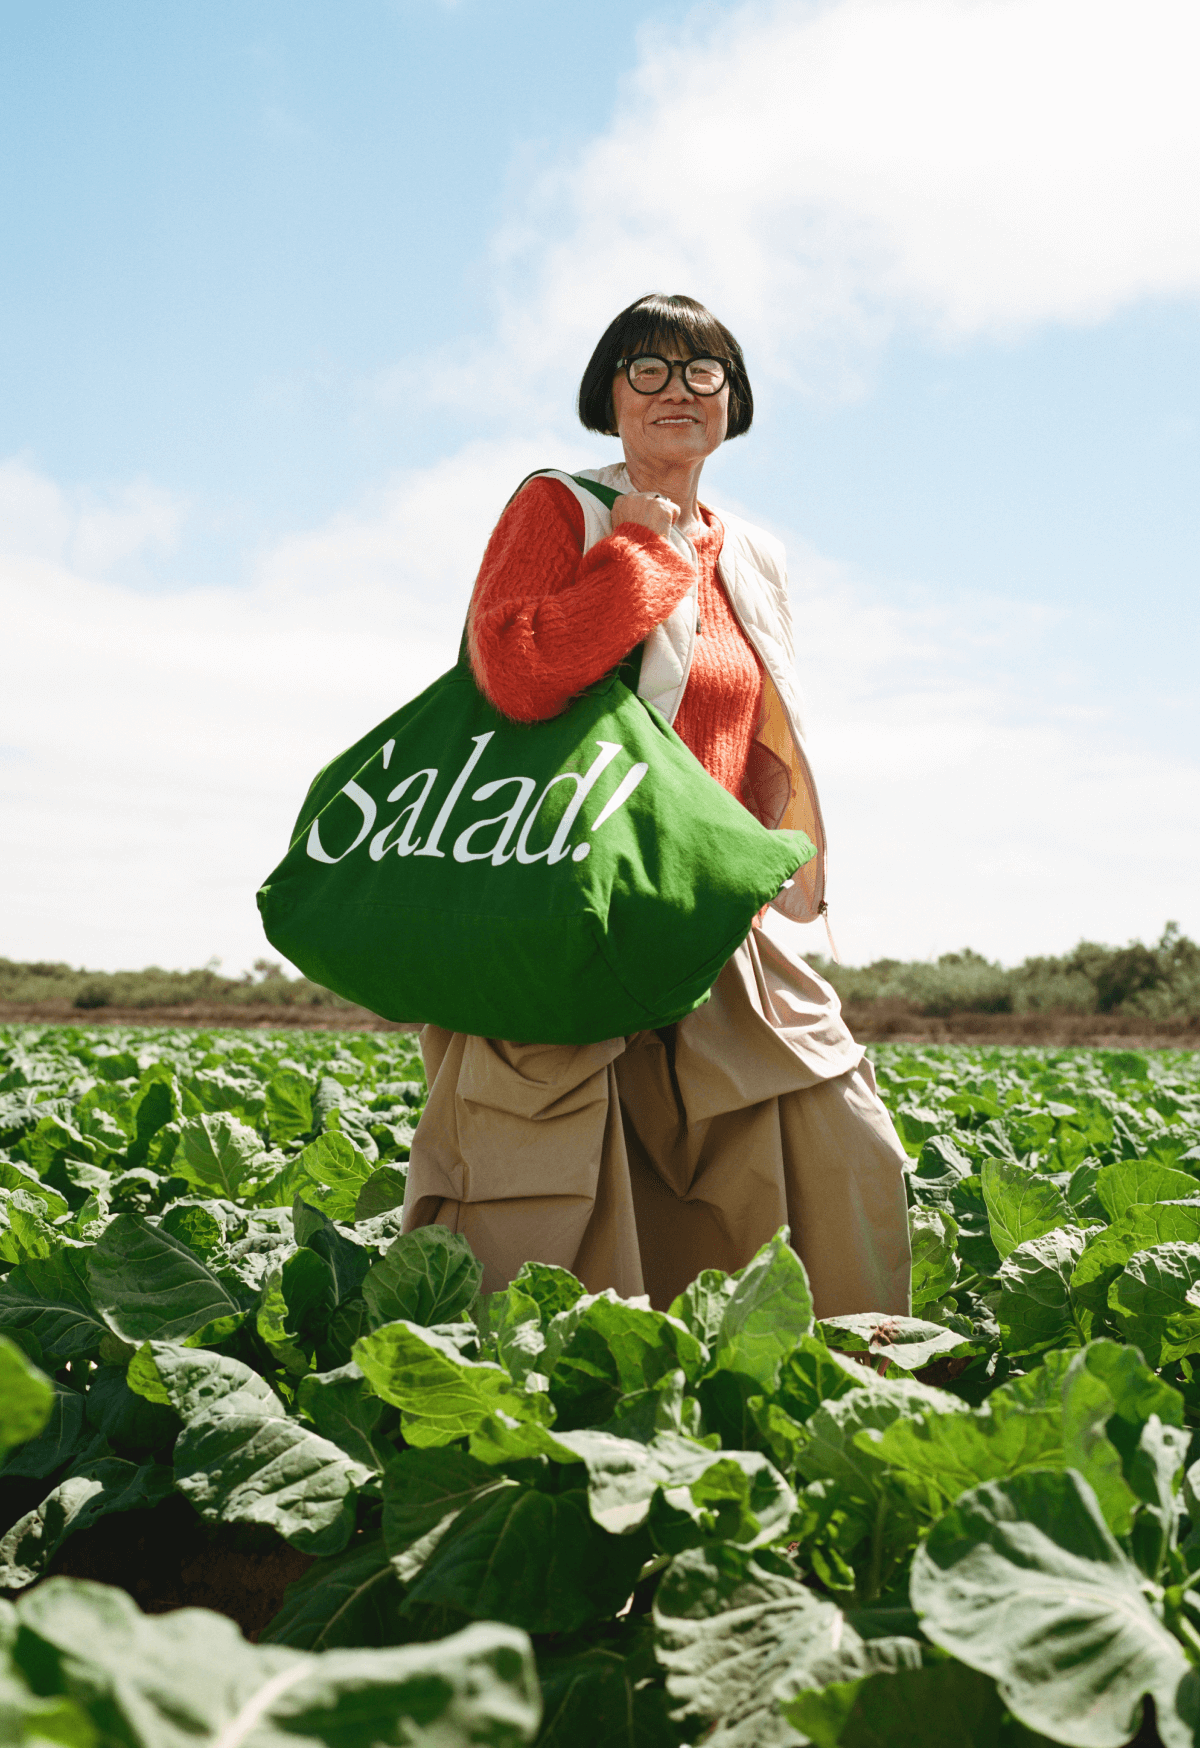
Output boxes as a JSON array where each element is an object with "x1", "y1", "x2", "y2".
[{"x1": 516, "y1": 465, "x2": 828, "y2": 927}]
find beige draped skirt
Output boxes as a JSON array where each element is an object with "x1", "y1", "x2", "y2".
[{"x1": 401, "y1": 909, "x2": 911, "y2": 1317}]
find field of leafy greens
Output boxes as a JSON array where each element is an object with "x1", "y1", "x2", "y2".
[{"x1": 2, "y1": 1024, "x2": 1200, "y2": 1747}]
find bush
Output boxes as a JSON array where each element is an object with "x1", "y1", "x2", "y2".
[
  {"x1": 73, "y1": 977, "x2": 115, "y2": 1009},
  {"x1": 814, "y1": 924, "x2": 1200, "y2": 1018},
  {"x1": 0, "y1": 956, "x2": 354, "y2": 1011}
]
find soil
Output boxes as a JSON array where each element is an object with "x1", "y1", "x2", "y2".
[
  {"x1": 2, "y1": 998, "x2": 1194, "y2": 1049},
  {"x1": 840, "y1": 1000, "x2": 1200, "y2": 1051},
  {"x1": 10, "y1": 1496, "x2": 313, "y2": 1639}
]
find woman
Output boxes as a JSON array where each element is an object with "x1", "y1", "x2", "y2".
[{"x1": 401, "y1": 292, "x2": 911, "y2": 1318}]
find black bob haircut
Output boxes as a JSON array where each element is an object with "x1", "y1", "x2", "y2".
[{"x1": 577, "y1": 292, "x2": 754, "y2": 441}]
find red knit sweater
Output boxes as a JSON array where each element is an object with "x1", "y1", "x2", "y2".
[{"x1": 467, "y1": 477, "x2": 764, "y2": 801}]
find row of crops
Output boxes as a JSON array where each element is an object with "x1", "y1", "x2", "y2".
[{"x1": 1, "y1": 1023, "x2": 1199, "y2": 1745}]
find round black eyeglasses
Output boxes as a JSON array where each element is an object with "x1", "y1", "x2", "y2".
[{"x1": 616, "y1": 355, "x2": 729, "y2": 396}]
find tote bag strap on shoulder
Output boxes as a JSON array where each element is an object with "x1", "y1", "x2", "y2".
[
  {"x1": 505, "y1": 468, "x2": 622, "y2": 514},
  {"x1": 463, "y1": 469, "x2": 642, "y2": 691}
]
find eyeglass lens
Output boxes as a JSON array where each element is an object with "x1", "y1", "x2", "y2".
[{"x1": 626, "y1": 356, "x2": 726, "y2": 394}]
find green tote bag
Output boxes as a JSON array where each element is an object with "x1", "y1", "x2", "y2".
[{"x1": 257, "y1": 475, "x2": 816, "y2": 1045}]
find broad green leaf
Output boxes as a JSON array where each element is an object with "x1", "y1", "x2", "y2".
[
  {"x1": 315, "y1": 1296, "x2": 370, "y2": 1373},
  {"x1": 255, "y1": 1247, "x2": 337, "y2": 1374},
  {"x1": 313, "y1": 1077, "x2": 379, "y2": 1161},
  {"x1": 354, "y1": 1319, "x2": 552, "y2": 1447},
  {"x1": 0, "y1": 1653, "x2": 89, "y2": 1748},
  {"x1": 996, "y1": 1227, "x2": 1088, "y2": 1354},
  {"x1": 1066, "y1": 1337, "x2": 1184, "y2": 1434},
  {"x1": 157, "y1": 1200, "x2": 228, "y2": 1257},
  {"x1": 4, "y1": 1190, "x2": 73, "y2": 1262},
  {"x1": 296, "y1": 1361, "x2": 386, "y2": 1469},
  {"x1": 536, "y1": 1624, "x2": 678, "y2": 1748},
  {"x1": 859, "y1": 1376, "x2": 1064, "y2": 1520},
  {"x1": 670, "y1": 1267, "x2": 738, "y2": 1349},
  {"x1": 1067, "y1": 1158, "x2": 1105, "y2": 1219},
  {"x1": 912, "y1": 1469, "x2": 1198, "y2": 1748},
  {"x1": 0, "y1": 1381, "x2": 89, "y2": 1478},
  {"x1": 354, "y1": 1162, "x2": 408, "y2": 1221},
  {"x1": 539, "y1": 1426, "x2": 795, "y2": 1550},
  {"x1": 383, "y1": 1446, "x2": 511, "y2": 1581},
  {"x1": 1095, "y1": 1158, "x2": 1200, "y2": 1221},
  {"x1": 543, "y1": 1293, "x2": 705, "y2": 1430},
  {"x1": 10, "y1": 1578, "x2": 541, "y2": 1748},
  {"x1": 362, "y1": 1225, "x2": 482, "y2": 1330},
  {"x1": 259, "y1": 1530, "x2": 406, "y2": 1650},
  {"x1": 781, "y1": 1659, "x2": 1011, "y2": 1748},
  {"x1": 133, "y1": 1341, "x2": 373, "y2": 1555},
  {"x1": 915, "y1": 1133, "x2": 975, "y2": 1181},
  {"x1": 174, "y1": 1111, "x2": 267, "y2": 1198},
  {"x1": 0, "y1": 1459, "x2": 174, "y2": 1588},
  {"x1": 91, "y1": 1047, "x2": 139, "y2": 1081},
  {"x1": 0, "y1": 1335, "x2": 55, "y2": 1455},
  {"x1": 285, "y1": 1131, "x2": 375, "y2": 1222},
  {"x1": 909, "y1": 1206, "x2": 959, "y2": 1310},
  {"x1": 14, "y1": 1116, "x2": 97, "y2": 1179},
  {"x1": 774, "y1": 1335, "x2": 866, "y2": 1425},
  {"x1": 0, "y1": 1248, "x2": 108, "y2": 1362},
  {"x1": 127, "y1": 1338, "x2": 271, "y2": 1414},
  {"x1": 83, "y1": 1363, "x2": 180, "y2": 1456},
  {"x1": 478, "y1": 1284, "x2": 546, "y2": 1384},
  {"x1": 265, "y1": 1067, "x2": 314, "y2": 1146},
  {"x1": 745, "y1": 1397, "x2": 811, "y2": 1475},
  {"x1": 981, "y1": 1157, "x2": 1073, "y2": 1262},
  {"x1": 0, "y1": 1156, "x2": 69, "y2": 1218},
  {"x1": 1058, "y1": 1341, "x2": 1179, "y2": 1542},
  {"x1": 653, "y1": 1543, "x2": 921, "y2": 1748},
  {"x1": 187, "y1": 1065, "x2": 267, "y2": 1123},
  {"x1": 86, "y1": 1213, "x2": 247, "y2": 1345},
  {"x1": 1106, "y1": 1242, "x2": 1200, "y2": 1367},
  {"x1": 1071, "y1": 1202, "x2": 1200, "y2": 1340},
  {"x1": 602, "y1": 1366, "x2": 708, "y2": 1446},
  {"x1": 1126, "y1": 1418, "x2": 1191, "y2": 1580},
  {"x1": 653, "y1": 1443, "x2": 796, "y2": 1555},
  {"x1": 125, "y1": 1071, "x2": 178, "y2": 1166},
  {"x1": 504, "y1": 1260, "x2": 586, "y2": 1327},
  {"x1": 893, "y1": 1107, "x2": 950, "y2": 1156},
  {"x1": 796, "y1": 1377, "x2": 968, "y2": 1502},
  {"x1": 401, "y1": 1475, "x2": 647, "y2": 1635},
  {"x1": 709, "y1": 1230, "x2": 814, "y2": 1390},
  {"x1": 293, "y1": 1197, "x2": 370, "y2": 1304},
  {"x1": 255, "y1": 1263, "x2": 315, "y2": 1376}
]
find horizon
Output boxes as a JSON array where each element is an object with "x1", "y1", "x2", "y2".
[{"x1": 4, "y1": 918, "x2": 1192, "y2": 982}]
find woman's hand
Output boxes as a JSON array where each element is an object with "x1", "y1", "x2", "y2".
[{"x1": 611, "y1": 491, "x2": 679, "y2": 538}]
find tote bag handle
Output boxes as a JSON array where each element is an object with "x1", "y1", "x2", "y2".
[{"x1": 459, "y1": 470, "x2": 644, "y2": 693}]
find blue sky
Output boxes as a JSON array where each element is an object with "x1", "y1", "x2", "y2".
[{"x1": 2, "y1": 0, "x2": 1198, "y2": 973}]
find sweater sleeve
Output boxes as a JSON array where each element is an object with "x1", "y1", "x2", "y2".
[{"x1": 466, "y1": 475, "x2": 696, "y2": 722}]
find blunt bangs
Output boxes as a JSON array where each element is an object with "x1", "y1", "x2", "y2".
[{"x1": 577, "y1": 292, "x2": 754, "y2": 440}]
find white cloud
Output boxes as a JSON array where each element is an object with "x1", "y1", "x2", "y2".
[
  {"x1": 4, "y1": 448, "x2": 1196, "y2": 975},
  {"x1": 0, "y1": 459, "x2": 186, "y2": 573},
  {"x1": 487, "y1": 0, "x2": 1200, "y2": 394},
  {"x1": 777, "y1": 542, "x2": 1200, "y2": 966}
]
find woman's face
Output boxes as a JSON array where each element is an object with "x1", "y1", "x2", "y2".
[{"x1": 611, "y1": 342, "x2": 730, "y2": 474}]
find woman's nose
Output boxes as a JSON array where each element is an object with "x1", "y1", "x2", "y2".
[{"x1": 660, "y1": 365, "x2": 695, "y2": 397}]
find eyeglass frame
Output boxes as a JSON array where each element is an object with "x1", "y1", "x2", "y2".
[{"x1": 614, "y1": 354, "x2": 731, "y2": 396}]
